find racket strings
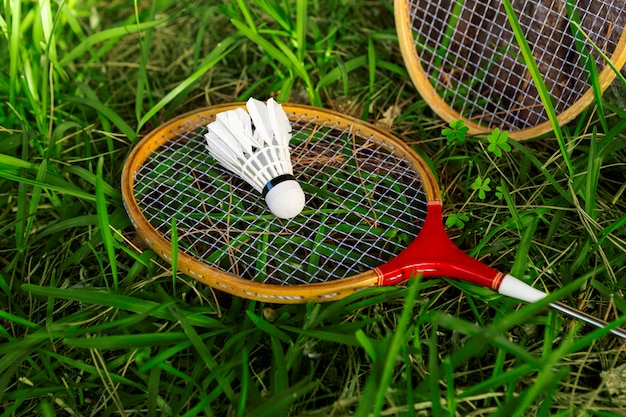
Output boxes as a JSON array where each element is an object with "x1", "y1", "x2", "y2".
[
  {"x1": 406, "y1": 0, "x2": 626, "y2": 130},
  {"x1": 132, "y1": 113, "x2": 428, "y2": 285},
  {"x1": 290, "y1": 133, "x2": 418, "y2": 282}
]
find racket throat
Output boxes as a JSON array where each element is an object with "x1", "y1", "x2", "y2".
[{"x1": 375, "y1": 202, "x2": 502, "y2": 289}]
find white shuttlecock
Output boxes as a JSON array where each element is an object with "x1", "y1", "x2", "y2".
[{"x1": 204, "y1": 97, "x2": 306, "y2": 219}]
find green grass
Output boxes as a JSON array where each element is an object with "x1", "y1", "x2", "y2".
[{"x1": 1, "y1": 0, "x2": 626, "y2": 416}]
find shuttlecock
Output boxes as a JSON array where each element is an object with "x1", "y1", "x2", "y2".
[{"x1": 204, "y1": 97, "x2": 306, "y2": 219}]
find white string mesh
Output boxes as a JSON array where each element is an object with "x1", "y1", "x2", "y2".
[
  {"x1": 133, "y1": 112, "x2": 428, "y2": 285},
  {"x1": 405, "y1": 0, "x2": 626, "y2": 130}
]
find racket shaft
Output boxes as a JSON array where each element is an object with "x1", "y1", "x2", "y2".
[
  {"x1": 500, "y1": 275, "x2": 626, "y2": 339},
  {"x1": 549, "y1": 302, "x2": 626, "y2": 339}
]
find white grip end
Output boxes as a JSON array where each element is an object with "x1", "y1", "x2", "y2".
[{"x1": 498, "y1": 274, "x2": 547, "y2": 303}]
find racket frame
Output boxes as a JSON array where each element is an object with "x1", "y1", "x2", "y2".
[{"x1": 123, "y1": 104, "x2": 444, "y2": 302}]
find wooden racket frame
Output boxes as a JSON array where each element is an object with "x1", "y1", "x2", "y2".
[
  {"x1": 122, "y1": 103, "x2": 440, "y2": 302},
  {"x1": 394, "y1": 0, "x2": 626, "y2": 140}
]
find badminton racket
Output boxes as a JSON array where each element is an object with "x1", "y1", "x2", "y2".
[
  {"x1": 121, "y1": 103, "x2": 626, "y2": 338},
  {"x1": 394, "y1": 0, "x2": 626, "y2": 139}
]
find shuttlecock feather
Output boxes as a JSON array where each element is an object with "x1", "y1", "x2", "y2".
[{"x1": 205, "y1": 98, "x2": 306, "y2": 219}]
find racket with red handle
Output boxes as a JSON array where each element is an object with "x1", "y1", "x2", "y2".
[{"x1": 121, "y1": 103, "x2": 626, "y2": 339}]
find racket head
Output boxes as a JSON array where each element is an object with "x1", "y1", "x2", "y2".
[
  {"x1": 122, "y1": 104, "x2": 440, "y2": 303},
  {"x1": 395, "y1": 0, "x2": 626, "y2": 139}
]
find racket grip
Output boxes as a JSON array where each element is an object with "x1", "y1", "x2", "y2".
[{"x1": 497, "y1": 274, "x2": 547, "y2": 303}]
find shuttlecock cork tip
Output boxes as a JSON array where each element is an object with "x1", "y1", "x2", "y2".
[{"x1": 263, "y1": 175, "x2": 305, "y2": 219}]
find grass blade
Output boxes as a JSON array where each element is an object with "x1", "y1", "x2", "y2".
[
  {"x1": 66, "y1": 96, "x2": 137, "y2": 144},
  {"x1": 96, "y1": 156, "x2": 118, "y2": 290},
  {"x1": 21, "y1": 285, "x2": 223, "y2": 328},
  {"x1": 169, "y1": 304, "x2": 236, "y2": 401},
  {"x1": 564, "y1": 2, "x2": 606, "y2": 133},
  {"x1": 59, "y1": 18, "x2": 168, "y2": 66},
  {"x1": 246, "y1": 310, "x2": 293, "y2": 344},
  {"x1": 295, "y1": 0, "x2": 307, "y2": 63},
  {"x1": 317, "y1": 56, "x2": 367, "y2": 90},
  {"x1": 0, "y1": 169, "x2": 98, "y2": 202},
  {"x1": 246, "y1": 379, "x2": 319, "y2": 417},
  {"x1": 64, "y1": 333, "x2": 188, "y2": 349},
  {"x1": 501, "y1": 0, "x2": 574, "y2": 177},
  {"x1": 511, "y1": 215, "x2": 539, "y2": 279},
  {"x1": 137, "y1": 33, "x2": 242, "y2": 132},
  {"x1": 133, "y1": 0, "x2": 157, "y2": 123},
  {"x1": 355, "y1": 277, "x2": 422, "y2": 416},
  {"x1": 23, "y1": 159, "x2": 48, "y2": 248},
  {"x1": 7, "y1": 0, "x2": 21, "y2": 106}
]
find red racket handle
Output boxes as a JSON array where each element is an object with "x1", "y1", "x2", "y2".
[{"x1": 375, "y1": 203, "x2": 501, "y2": 287}]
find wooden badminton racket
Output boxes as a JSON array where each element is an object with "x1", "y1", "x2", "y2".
[
  {"x1": 121, "y1": 103, "x2": 626, "y2": 338},
  {"x1": 395, "y1": 0, "x2": 626, "y2": 139}
]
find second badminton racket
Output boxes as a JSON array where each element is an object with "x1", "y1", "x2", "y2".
[{"x1": 395, "y1": 0, "x2": 626, "y2": 139}]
